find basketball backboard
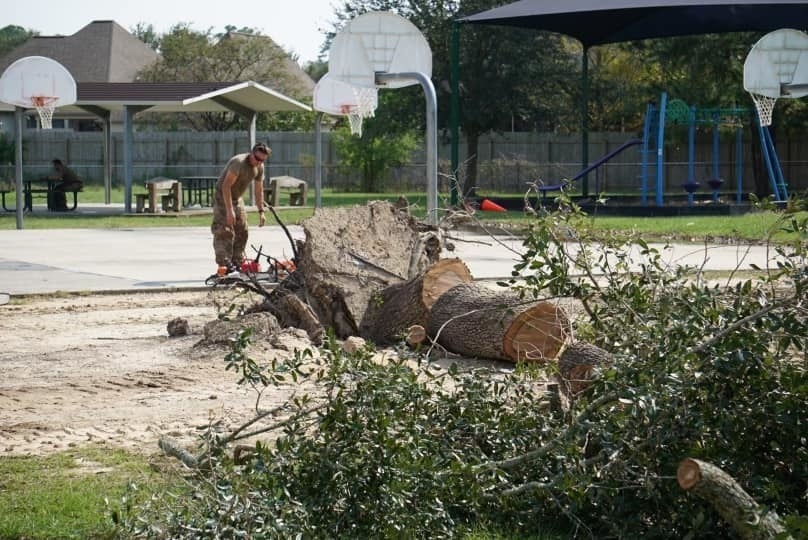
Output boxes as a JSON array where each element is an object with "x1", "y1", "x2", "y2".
[
  {"x1": 313, "y1": 72, "x2": 379, "y2": 115},
  {"x1": 743, "y1": 28, "x2": 808, "y2": 99},
  {"x1": 0, "y1": 56, "x2": 77, "y2": 108},
  {"x1": 328, "y1": 11, "x2": 432, "y2": 89},
  {"x1": 0, "y1": 56, "x2": 77, "y2": 129}
]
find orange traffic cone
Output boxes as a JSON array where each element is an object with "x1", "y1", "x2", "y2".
[{"x1": 480, "y1": 198, "x2": 507, "y2": 212}]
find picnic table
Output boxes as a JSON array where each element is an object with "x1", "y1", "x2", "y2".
[
  {"x1": 179, "y1": 176, "x2": 217, "y2": 207},
  {"x1": 265, "y1": 176, "x2": 308, "y2": 207},
  {"x1": 20, "y1": 179, "x2": 82, "y2": 212},
  {"x1": 135, "y1": 178, "x2": 181, "y2": 213}
]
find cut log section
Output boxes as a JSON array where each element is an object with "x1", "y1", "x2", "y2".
[
  {"x1": 427, "y1": 282, "x2": 570, "y2": 363},
  {"x1": 359, "y1": 258, "x2": 473, "y2": 345},
  {"x1": 677, "y1": 458, "x2": 788, "y2": 539},
  {"x1": 557, "y1": 342, "x2": 613, "y2": 394}
]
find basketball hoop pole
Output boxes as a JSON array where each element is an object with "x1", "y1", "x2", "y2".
[{"x1": 377, "y1": 71, "x2": 438, "y2": 225}]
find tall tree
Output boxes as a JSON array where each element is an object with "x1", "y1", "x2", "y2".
[
  {"x1": 328, "y1": 0, "x2": 578, "y2": 196},
  {"x1": 131, "y1": 22, "x2": 159, "y2": 51},
  {"x1": 0, "y1": 25, "x2": 36, "y2": 58},
  {"x1": 136, "y1": 24, "x2": 312, "y2": 131}
]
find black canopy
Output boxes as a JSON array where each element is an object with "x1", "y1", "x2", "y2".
[
  {"x1": 461, "y1": 0, "x2": 808, "y2": 48},
  {"x1": 450, "y1": 0, "x2": 808, "y2": 198}
]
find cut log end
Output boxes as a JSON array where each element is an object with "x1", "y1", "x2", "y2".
[
  {"x1": 677, "y1": 458, "x2": 702, "y2": 490},
  {"x1": 503, "y1": 302, "x2": 570, "y2": 363},
  {"x1": 558, "y1": 342, "x2": 613, "y2": 394},
  {"x1": 406, "y1": 324, "x2": 427, "y2": 347},
  {"x1": 422, "y1": 259, "x2": 473, "y2": 309}
]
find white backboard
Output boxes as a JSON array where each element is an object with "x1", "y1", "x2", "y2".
[
  {"x1": 0, "y1": 56, "x2": 77, "y2": 108},
  {"x1": 328, "y1": 11, "x2": 432, "y2": 89},
  {"x1": 744, "y1": 28, "x2": 808, "y2": 98},
  {"x1": 313, "y1": 72, "x2": 379, "y2": 115}
]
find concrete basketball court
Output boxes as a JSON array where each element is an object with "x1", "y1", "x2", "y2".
[{"x1": 0, "y1": 214, "x2": 785, "y2": 296}]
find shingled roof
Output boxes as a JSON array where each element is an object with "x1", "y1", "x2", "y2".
[{"x1": 0, "y1": 20, "x2": 159, "y2": 82}]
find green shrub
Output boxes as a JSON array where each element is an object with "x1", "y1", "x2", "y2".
[{"x1": 122, "y1": 197, "x2": 807, "y2": 538}]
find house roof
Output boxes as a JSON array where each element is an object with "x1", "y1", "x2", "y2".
[{"x1": 0, "y1": 21, "x2": 159, "y2": 82}]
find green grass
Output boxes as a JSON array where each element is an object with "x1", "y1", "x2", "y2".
[
  {"x1": 0, "y1": 445, "x2": 166, "y2": 540},
  {"x1": 1, "y1": 186, "x2": 804, "y2": 243},
  {"x1": 0, "y1": 187, "x2": 433, "y2": 229}
]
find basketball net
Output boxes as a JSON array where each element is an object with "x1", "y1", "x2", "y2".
[
  {"x1": 31, "y1": 96, "x2": 57, "y2": 129},
  {"x1": 750, "y1": 93, "x2": 776, "y2": 127},
  {"x1": 340, "y1": 87, "x2": 376, "y2": 137}
]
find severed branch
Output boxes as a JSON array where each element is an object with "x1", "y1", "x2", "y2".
[
  {"x1": 265, "y1": 203, "x2": 299, "y2": 261},
  {"x1": 678, "y1": 458, "x2": 790, "y2": 539}
]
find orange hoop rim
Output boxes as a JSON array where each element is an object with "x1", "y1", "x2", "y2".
[{"x1": 31, "y1": 95, "x2": 58, "y2": 107}]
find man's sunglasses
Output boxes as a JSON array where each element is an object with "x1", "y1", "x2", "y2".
[{"x1": 252, "y1": 151, "x2": 267, "y2": 163}]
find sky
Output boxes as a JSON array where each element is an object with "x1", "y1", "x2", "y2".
[{"x1": 9, "y1": 0, "x2": 339, "y2": 65}]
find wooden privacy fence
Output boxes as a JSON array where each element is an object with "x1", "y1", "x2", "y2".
[{"x1": 3, "y1": 129, "x2": 807, "y2": 195}]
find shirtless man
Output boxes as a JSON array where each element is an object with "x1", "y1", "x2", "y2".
[{"x1": 210, "y1": 142, "x2": 269, "y2": 271}]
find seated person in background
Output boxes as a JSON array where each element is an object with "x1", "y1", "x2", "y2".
[{"x1": 47, "y1": 159, "x2": 83, "y2": 211}]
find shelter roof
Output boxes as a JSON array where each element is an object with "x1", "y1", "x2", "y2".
[
  {"x1": 461, "y1": 0, "x2": 808, "y2": 47},
  {"x1": 0, "y1": 81, "x2": 312, "y2": 114}
]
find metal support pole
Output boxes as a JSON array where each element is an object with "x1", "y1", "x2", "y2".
[
  {"x1": 736, "y1": 126, "x2": 743, "y2": 204},
  {"x1": 688, "y1": 105, "x2": 696, "y2": 184},
  {"x1": 450, "y1": 21, "x2": 460, "y2": 206},
  {"x1": 315, "y1": 111, "x2": 323, "y2": 208},
  {"x1": 14, "y1": 107, "x2": 23, "y2": 230},
  {"x1": 123, "y1": 105, "x2": 134, "y2": 213},
  {"x1": 248, "y1": 113, "x2": 257, "y2": 207},
  {"x1": 581, "y1": 47, "x2": 590, "y2": 197},
  {"x1": 377, "y1": 72, "x2": 438, "y2": 225},
  {"x1": 656, "y1": 92, "x2": 667, "y2": 207},
  {"x1": 103, "y1": 113, "x2": 112, "y2": 205}
]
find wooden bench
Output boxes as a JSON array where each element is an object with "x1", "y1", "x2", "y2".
[
  {"x1": 265, "y1": 176, "x2": 307, "y2": 207},
  {"x1": 135, "y1": 179, "x2": 181, "y2": 213}
]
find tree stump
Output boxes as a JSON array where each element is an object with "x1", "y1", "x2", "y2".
[
  {"x1": 677, "y1": 458, "x2": 788, "y2": 539},
  {"x1": 427, "y1": 282, "x2": 570, "y2": 363},
  {"x1": 293, "y1": 201, "x2": 441, "y2": 337},
  {"x1": 359, "y1": 258, "x2": 473, "y2": 345}
]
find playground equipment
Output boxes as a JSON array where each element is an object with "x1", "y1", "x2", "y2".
[
  {"x1": 641, "y1": 93, "x2": 749, "y2": 207},
  {"x1": 743, "y1": 28, "x2": 808, "y2": 202}
]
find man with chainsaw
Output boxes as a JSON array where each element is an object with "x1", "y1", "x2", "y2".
[{"x1": 211, "y1": 142, "x2": 269, "y2": 272}]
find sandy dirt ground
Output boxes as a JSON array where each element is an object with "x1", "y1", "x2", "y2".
[
  {"x1": 0, "y1": 286, "x2": 552, "y2": 461},
  {"x1": 0, "y1": 289, "x2": 318, "y2": 458}
]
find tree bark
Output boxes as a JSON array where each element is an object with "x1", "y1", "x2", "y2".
[
  {"x1": 427, "y1": 282, "x2": 570, "y2": 363},
  {"x1": 557, "y1": 342, "x2": 612, "y2": 395},
  {"x1": 291, "y1": 201, "x2": 441, "y2": 337},
  {"x1": 359, "y1": 258, "x2": 473, "y2": 345},
  {"x1": 677, "y1": 458, "x2": 789, "y2": 540}
]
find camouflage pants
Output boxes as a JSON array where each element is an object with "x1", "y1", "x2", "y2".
[{"x1": 211, "y1": 195, "x2": 248, "y2": 266}]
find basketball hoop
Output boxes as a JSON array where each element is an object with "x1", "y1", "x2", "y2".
[
  {"x1": 750, "y1": 93, "x2": 776, "y2": 126},
  {"x1": 31, "y1": 96, "x2": 57, "y2": 129},
  {"x1": 341, "y1": 86, "x2": 377, "y2": 137}
]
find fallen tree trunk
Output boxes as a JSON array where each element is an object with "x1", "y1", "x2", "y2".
[
  {"x1": 359, "y1": 258, "x2": 473, "y2": 345},
  {"x1": 427, "y1": 282, "x2": 570, "y2": 363},
  {"x1": 677, "y1": 458, "x2": 789, "y2": 539}
]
